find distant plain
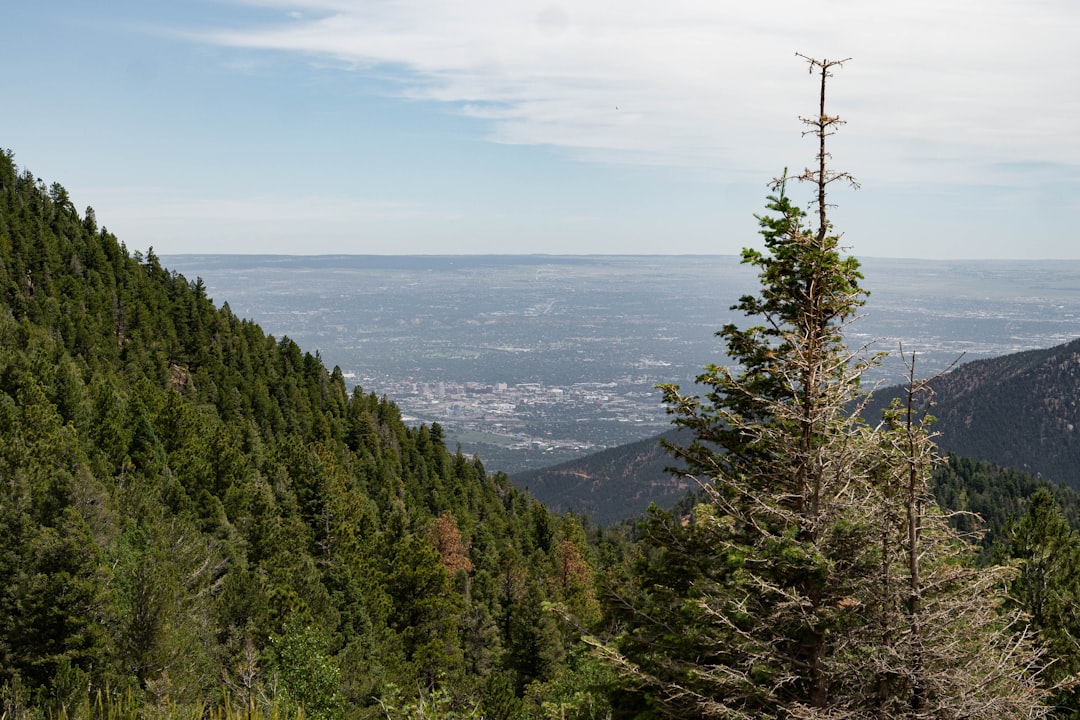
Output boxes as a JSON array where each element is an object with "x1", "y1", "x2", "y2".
[{"x1": 163, "y1": 255, "x2": 1080, "y2": 474}]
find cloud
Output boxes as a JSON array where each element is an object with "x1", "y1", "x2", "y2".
[{"x1": 198, "y1": 0, "x2": 1080, "y2": 186}]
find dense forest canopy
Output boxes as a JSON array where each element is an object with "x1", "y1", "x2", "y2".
[{"x1": 0, "y1": 147, "x2": 624, "y2": 719}]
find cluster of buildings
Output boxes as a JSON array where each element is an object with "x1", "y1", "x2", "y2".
[{"x1": 366, "y1": 376, "x2": 670, "y2": 463}]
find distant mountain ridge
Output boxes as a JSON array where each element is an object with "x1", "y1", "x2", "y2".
[
  {"x1": 864, "y1": 336, "x2": 1080, "y2": 485},
  {"x1": 515, "y1": 336, "x2": 1080, "y2": 524}
]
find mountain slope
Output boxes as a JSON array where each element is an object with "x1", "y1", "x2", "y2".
[
  {"x1": 0, "y1": 150, "x2": 615, "y2": 717},
  {"x1": 864, "y1": 337, "x2": 1080, "y2": 487},
  {"x1": 510, "y1": 428, "x2": 693, "y2": 525}
]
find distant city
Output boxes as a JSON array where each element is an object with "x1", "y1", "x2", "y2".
[
  {"x1": 163, "y1": 255, "x2": 1080, "y2": 474},
  {"x1": 372, "y1": 376, "x2": 665, "y2": 461}
]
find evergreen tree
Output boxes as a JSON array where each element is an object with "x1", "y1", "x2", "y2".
[
  {"x1": 1002, "y1": 487, "x2": 1080, "y2": 715},
  {"x1": 592, "y1": 56, "x2": 1047, "y2": 719}
]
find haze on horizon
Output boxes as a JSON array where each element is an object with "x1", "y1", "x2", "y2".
[{"x1": 3, "y1": 1, "x2": 1078, "y2": 259}]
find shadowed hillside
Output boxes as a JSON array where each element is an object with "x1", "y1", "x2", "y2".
[
  {"x1": 510, "y1": 429, "x2": 693, "y2": 525},
  {"x1": 863, "y1": 338, "x2": 1080, "y2": 488}
]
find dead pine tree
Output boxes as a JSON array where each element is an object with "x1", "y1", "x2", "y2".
[{"x1": 869, "y1": 348, "x2": 1047, "y2": 719}]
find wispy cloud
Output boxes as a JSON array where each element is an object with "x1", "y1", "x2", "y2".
[{"x1": 197, "y1": 0, "x2": 1080, "y2": 186}]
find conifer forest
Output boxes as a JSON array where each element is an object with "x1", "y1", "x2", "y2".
[{"x1": 3, "y1": 58, "x2": 1080, "y2": 719}]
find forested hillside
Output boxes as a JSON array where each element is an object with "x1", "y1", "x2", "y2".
[
  {"x1": 510, "y1": 429, "x2": 691, "y2": 525},
  {"x1": 862, "y1": 339, "x2": 1080, "y2": 487},
  {"x1": 0, "y1": 149, "x2": 619, "y2": 719}
]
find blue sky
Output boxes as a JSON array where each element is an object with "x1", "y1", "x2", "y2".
[{"x1": 3, "y1": 1, "x2": 1079, "y2": 258}]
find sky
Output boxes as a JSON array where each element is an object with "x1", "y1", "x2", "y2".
[{"x1": 2, "y1": 1, "x2": 1079, "y2": 259}]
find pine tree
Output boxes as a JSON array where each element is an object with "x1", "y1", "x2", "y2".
[
  {"x1": 1002, "y1": 487, "x2": 1080, "y2": 714},
  {"x1": 592, "y1": 55, "x2": 1048, "y2": 719}
]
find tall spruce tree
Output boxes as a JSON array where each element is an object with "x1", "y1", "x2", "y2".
[{"x1": 593, "y1": 56, "x2": 1047, "y2": 719}]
